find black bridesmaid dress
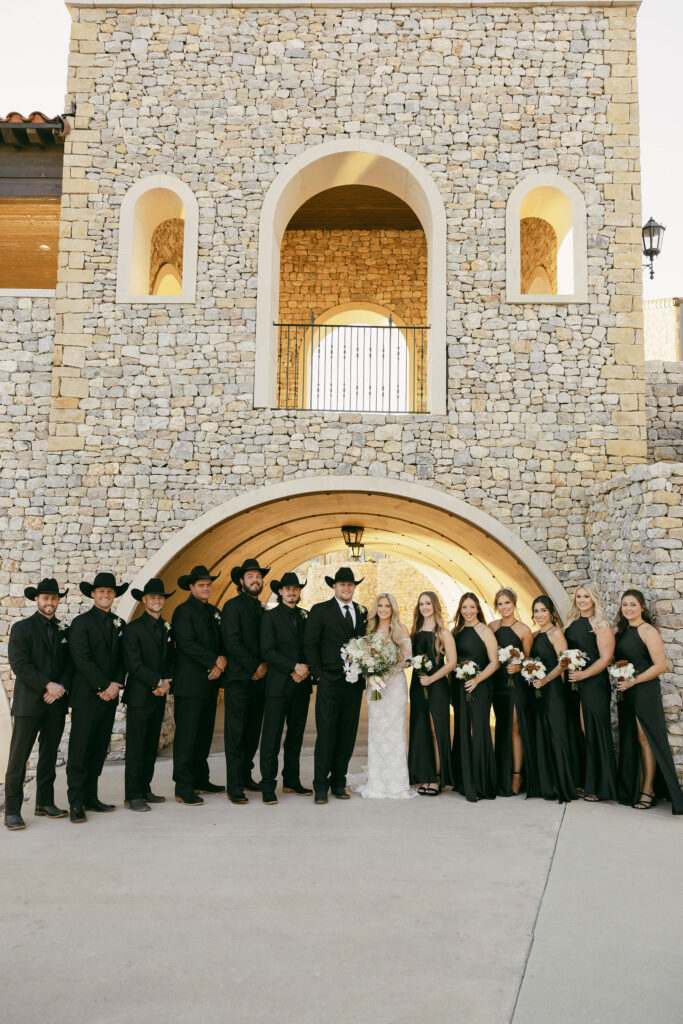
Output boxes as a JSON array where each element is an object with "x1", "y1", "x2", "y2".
[
  {"x1": 531, "y1": 631, "x2": 577, "y2": 803},
  {"x1": 452, "y1": 626, "x2": 496, "y2": 801},
  {"x1": 492, "y1": 624, "x2": 537, "y2": 797},
  {"x1": 408, "y1": 630, "x2": 454, "y2": 788},
  {"x1": 615, "y1": 624, "x2": 683, "y2": 814},
  {"x1": 564, "y1": 616, "x2": 617, "y2": 800}
]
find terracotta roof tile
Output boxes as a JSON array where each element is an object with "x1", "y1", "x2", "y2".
[{"x1": 0, "y1": 111, "x2": 68, "y2": 146}]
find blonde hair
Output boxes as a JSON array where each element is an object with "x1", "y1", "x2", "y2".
[
  {"x1": 411, "y1": 591, "x2": 446, "y2": 659},
  {"x1": 565, "y1": 583, "x2": 610, "y2": 632},
  {"x1": 367, "y1": 592, "x2": 406, "y2": 647}
]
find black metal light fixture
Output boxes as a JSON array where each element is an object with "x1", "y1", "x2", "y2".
[
  {"x1": 341, "y1": 525, "x2": 365, "y2": 562},
  {"x1": 642, "y1": 217, "x2": 665, "y2": 280}
]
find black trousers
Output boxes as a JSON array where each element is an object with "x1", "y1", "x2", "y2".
[
  {"x1": 313, "y1": 681, "x2": 364, "y2": 794},
  {"x1": 125, "y1": 698, "x2": 166, "y2": 800},
  {"x1": 259, "y1": 686, "x2": 311, "y2": 793},
  {"x1": 224, "y1": 679, "x2": 265, "y2": 795},
  {"x1": 172, "y1": 693, "x2": 217, "y2": 793},
  {"x1": 66, "y1": 699, "x2": 118, "y2": 806},
  {"x1": 4, "y1": 704, "x2": 67, "y2": 814}
]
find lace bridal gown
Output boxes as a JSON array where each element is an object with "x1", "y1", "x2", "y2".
[{"x1": 351, "y1": 635, "x2": 416, "y2": 800}]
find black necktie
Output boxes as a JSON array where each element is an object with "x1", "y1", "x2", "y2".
[
  {"x1": 343, "y1": 605, "x2": 353, "y2": 629},
  {"x1": 47, "y1": 620, "x2": 58, "y2": 667}
]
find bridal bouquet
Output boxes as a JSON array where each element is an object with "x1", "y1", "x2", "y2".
[
  {"x1": 558, "y1": 649, "x2": 589, "y2": 691},
  {"x1": 521, "y1": 658, "x2": 546, "y2": 698},
  {"x1": 341, "y1": 635, "x2": 399, "y2": 701},
  {"x1": 408, "y1": 654, "x2": 433, "y2": 700},
  {"x1": 609, "y1": 660, "x2": 636, "y2": 703},
  {"x1": 454, "y1": 659, "x2": 480, "y2": 702},
  {"x1": 498, "y1": 645, "x2": 524, "y2": 686}
]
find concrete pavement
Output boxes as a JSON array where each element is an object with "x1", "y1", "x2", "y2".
[{"x1": 1, "y1": 750, "x2": 680, "y2": 1024}]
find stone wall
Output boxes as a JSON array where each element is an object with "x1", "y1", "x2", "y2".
[
  {"x1": 645, "y1": 361, "x2": 683, "y2": 463},
  {"x1": 585, "y1": 463, "x2": 683, "y2": 777},
  {"x1": 520, "y1": 217, "x2": 558, "y2": 295},
  {"x1": 149, "y1": 217, "x2": 184, "y2": 293},
  {"x1": 644, "y1": 298, "x2": 680, "y2": 361}
]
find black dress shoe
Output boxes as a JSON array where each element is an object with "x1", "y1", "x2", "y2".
[
  {"x1": 193, "y1": 781, "x2": 226, "y2": 794},
  {"x1": 84, "y1": 798, "x2": 116, "y2": 813},
  {"x1": 314, "y1": 792, "x2": 328, "y2": 805},
  {"x1": 175, "y1": 791, "x2": 204, "y2": 806},
  {"x1": 70, "y1": 806, "x2": 87, "y2": 824},
  {"x1": 4, "y1": 813, "x2": 26, "y2": 831},
  {"x1": 228, "y1": 791, "x2": 249, "y2": 805},
  {"x1": 332, "y1": 788, "x2": 351, "y2": 800},
  {"x1": 35, "y1": 804, "x2": 68, "y2": 818},
  {"x1": 244, "y1": 778, "x2": 261, "y2": 792},
  {"x1": 144, "y1": 790, "x2": 166, "y2": 803},
  {"x1": 283, "y1": 782, "x2": 313, "y2": 795},
  {"x1": 125, "y1": 799, "x2": 151, "y2": 812},
  {"x1": 262, "y1": 791, "x2": 278, "y2": 805}
]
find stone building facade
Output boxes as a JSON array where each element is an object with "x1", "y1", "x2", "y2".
[{"x1": 1, "y1": 1, "x2": 681, "y2": 782}]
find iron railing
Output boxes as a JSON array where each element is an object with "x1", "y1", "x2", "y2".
[{"x1": 275, "y1": 316, "x2": 428, "y2": 413}]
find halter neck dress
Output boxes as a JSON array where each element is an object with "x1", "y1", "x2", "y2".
[
  {"x1": 408, "y1": 630, "x2": 454, "y2": 789},
  {"x1": 531, "y1": 630, "x2": 577, "y2": 803},
  {"x1": 452, "y1": 625, "x2": 496, "y2": 802},
  {"x1": 491, "y1": 622, "x2": 537, "y2": 797}
]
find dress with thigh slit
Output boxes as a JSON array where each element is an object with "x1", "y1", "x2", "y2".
[
  {"x1": 408, "y1": 630, "x2": 454, "y2": 788},
  {"x1": 615, "y1": 624, "x2": 683, "y2": 814},
  {"x1": 452, "y1": 626, "x2": 496, "y2": 801},
  {"x1": 492, "y1": 624, "x2": 537, "y2": 797},
  {"x1": 532, "y1": 631, "x2": 577, "y2": 803},
  {"x1": 564, "y1": 616, "x2": 617, "y2": 800}
]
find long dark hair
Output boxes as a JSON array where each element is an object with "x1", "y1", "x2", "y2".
[
  {"x1": 531, "y1": 595, "x2": 557, "y2": 626},
  {"x1": 616, "y1": 589, "x2": 655, "y2": 635},
  {"x1": 452, "y1": 592, "x2": 486, "y2": 635}
]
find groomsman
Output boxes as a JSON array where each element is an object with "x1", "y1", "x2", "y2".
[
  {"x1": 67, "y1": 571, "x2": 128, "y2": 823},
  {"x1": 4, "y1": 578, "x2": 71, "y2": 831},
  {"x1": 259, "y1": 573, "x2": 313, "y2": 805},
  {"x1": 172, "y1": 565, "x2": 226, "y2": 805},
  {"x1": 123, "y1": 578, "x2": 175, "y2": 812},
  {"x1": 304, "y1": 567, "x2": 367, "y2": 804},
  {"x1": 221, "y1": 558, "x2": 269, "y2": 804}
]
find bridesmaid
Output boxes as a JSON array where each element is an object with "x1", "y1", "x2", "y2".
[
  {"x1": 529, "y1": 596, "x2": 577, "y2": 803},
  {"x1": 615, "y1": 590, "x2": 683, "y2": 814},
  {"x1": 408, "y1": 591, "x2": 456, "y2": 796},
  {"x1": 452, "y1": 593, "x2": 499, "y2": 802},
  {"x1": 564, "y1": 584, "x2": 617, "y2": 802},
  {"x1": 490, "y1": 588, "x2": 534, "y2": 796}
]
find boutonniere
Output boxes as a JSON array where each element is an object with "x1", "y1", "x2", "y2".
[
  {"x1": 57, "y1": 622, "x2": 67, "y2": 632},
  {"x1": 359, "y1": 605, "x2": 367, "y2": 616},
  {"x1": 113, "y1": 617, "x2": 122, "y2": 629},
  {"x1": 214, "y1": 611, "x2": 221, "y2": 624},
  {"x1": 163, "y1": 620, "x2": 171, "y2": 632},
  {"x1": 299, "y1": 608, "x2": 308, "y2": 619}
]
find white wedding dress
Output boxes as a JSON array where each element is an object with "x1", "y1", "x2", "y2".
[{"x1": 350, "y1": 636, "x2": 416, "y2": 800}]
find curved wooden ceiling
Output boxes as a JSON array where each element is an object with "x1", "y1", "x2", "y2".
[{"x1": 286, "y1": 185, "x2": 423, "y2": 231}]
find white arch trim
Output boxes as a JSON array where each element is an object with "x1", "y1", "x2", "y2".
[
  {"x1": 116, "y1": 174, "x2": 198, "y2": 304},
  {"x1": 118, "y1": 475, "x2": 569, "y2": 622},
  {"x1": 506, "y1": 172, "x2": 588, "y2": 304},
  {"x1": 255, "y1": 139, "x2": 447, "y2": 415}
]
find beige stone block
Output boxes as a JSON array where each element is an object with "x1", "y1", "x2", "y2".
[
  {"x1": 58, "y1": 376, "x2": 89, "y2": 399},
  {"x1": 49, "y1": 407, "x2": 85, "y2": 423},
  {"x1": 601, "y1": 364, "x2": 634, "y2": 380},
  {"x1": 48, "y1": 434, "x2": 85, "y2": 452},
  {"x1": 606, "y1": 440, "x2": 647, "y2": 458},
  {"x1": 611, "y1": 412, "x2": 645, "y2": 427},
  {"x1": 614, "y1": 344, "x2": 644, "y2": 366},
  {"x1": 62, "y1": 178, "x2": 99, "y2": 195},
  {"x1": 61, "y1": 346, "x2": 86, "y2": 369}
]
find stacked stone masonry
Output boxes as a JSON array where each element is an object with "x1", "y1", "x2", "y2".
[{"x1": 645, "y1": 361, "x2": 683, "y2": 464}]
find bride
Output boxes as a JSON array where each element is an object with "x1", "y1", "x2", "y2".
[{"x1": 352, "y1": 593, "x2": 416, "y2": 800}]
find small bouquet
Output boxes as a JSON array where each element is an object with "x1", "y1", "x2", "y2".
[
  {"x1": 609, "y1": 660, "x2": 636, "y2": 703},
  {"x1": 455, "y1": 660, "x2": 480, "y2": 702},
  {"x1": 521, "y1": 658, "x2": 546, "y2": 698},
  {"x1": 558, "y1": 649, "x2": 589, "y2": 691},
  {"x1": 498, "y1": 644, "x2": 524, "y2": 687},
  {"x1": 341, "y1": 634, "x2": 399, "y2": 701},
  {"x1": 409, "y1": 654, "x2": 433, "y2": 700}
]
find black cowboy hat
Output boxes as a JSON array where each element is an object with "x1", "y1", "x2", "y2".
[
  {"x1": 270, "y1": 572, "x2": 307, "y2": 595},
  {"x1": 80, "y1": 572, "x2": 129, "y2": 599},
  {"x1": 230, "y1": 558, "x2": 271, "y2": 587},
  {"x1": 131, "y1": 577, "x2": 176, "y2": 602},
  {"x1": 177, "y1": 565, "x2": 220, "y2": 591},
  {"x1": 324, "y1": 566, "x2": 364, "y2": 588},
  {"x1": 24, "y1": 577, "x2": 68, "y2": 601}
]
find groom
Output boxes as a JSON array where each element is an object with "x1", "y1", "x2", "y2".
[{"x1": 304, "y1": 567, "x2": 367, "y2": 804}]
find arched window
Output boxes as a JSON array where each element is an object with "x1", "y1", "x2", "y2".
[
  {"x1": 506, "y1": 174, "x2": 587, "y2": 303},
  {"x1": 116, "y1": 175, "x2": 198, "y2": 303}
]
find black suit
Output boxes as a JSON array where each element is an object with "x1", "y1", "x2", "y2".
[
  {"x1": 171, "y1": 595, "x2": 224, "y2": 794},
  {"x1": 304, "y1": 598, "x2": 367, "y2": 794},
  {"x1": 66, "y1": 606, "x2": 126, "y2": 806},
  {"x1": 221, "y1": 592, "x2": 266, "y2": 795},
  {"x1": 122, "y1": 612, "x2": 174, "y2": 801},
  {"x1": 4, "y1": 611, "x2": 71, "y2": 814},
  {"x1": 259, "y1": 602, "x2": 312, "y2": 794}
]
